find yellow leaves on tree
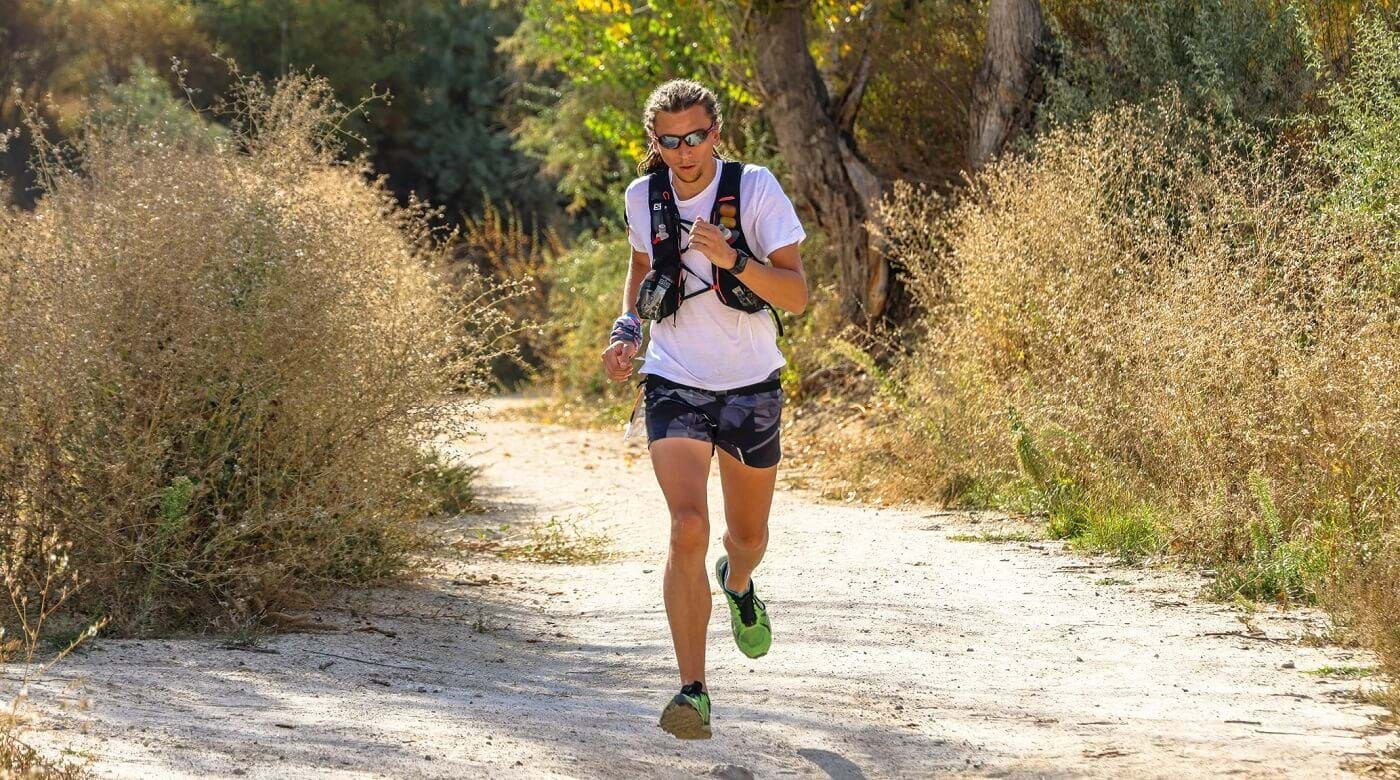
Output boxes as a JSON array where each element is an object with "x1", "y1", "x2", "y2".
[{"x1": 575, "y1": 0, "x2": 629, "y2": 14}]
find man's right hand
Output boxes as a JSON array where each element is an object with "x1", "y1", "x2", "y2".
[{"x1": 601, "y1": 340, "x2": 639, "y2": 382}]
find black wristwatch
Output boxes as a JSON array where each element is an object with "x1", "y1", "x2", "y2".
[{"x1": 730, "y1": 248, "x2": 750, "y2": 275}]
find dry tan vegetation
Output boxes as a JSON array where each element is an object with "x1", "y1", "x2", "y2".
[
  {"x1": 0, "y1": 63, "x2": 500, "y2": 639},
  {"x1": 2, "y1": 528, "x2": 103, "y2": 778},
  {"x1": 444, "y1": 201, "x2": 563, "y2": 390},
  {"x1": 802, "y1": 86, "x2": 1397, "y2": 711}
]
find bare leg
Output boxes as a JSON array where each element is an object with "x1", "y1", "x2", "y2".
[
  {"x1": 649, "y1": 437, "x2": 716, "y2": 686},
  {"x1": 715, "y1": 448, "x2": 777, "y2": 594}
]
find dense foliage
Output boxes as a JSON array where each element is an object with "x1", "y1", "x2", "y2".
[
  {"x1": 1039, "y1": 0, "x2": 1312, "y2": 130},
  {"x1": 2, "y1": 0, "x2": 551, "y2": 223}
]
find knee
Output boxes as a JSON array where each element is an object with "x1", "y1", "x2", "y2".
[
  {"x1": 727, "y1": 524, "x2": 767, "y2": 552},
  {"x1": 668, "y1": 509, "x2": 709, "y2": 559}
]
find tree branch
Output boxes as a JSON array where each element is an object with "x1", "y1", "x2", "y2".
[{"x1": 830, "y1": 46, "x2": 874, "y2": 134}]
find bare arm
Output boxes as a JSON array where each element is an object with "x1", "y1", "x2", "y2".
[
  {"x1": 726, "y1": 240, "x2": 807, "y2": 315},
  {"x1": 689, "y1": 216, "x2": 808, "y2": 315},
  {"x1": 622, "y1": 248, "x2": 650, "y2": 316}
]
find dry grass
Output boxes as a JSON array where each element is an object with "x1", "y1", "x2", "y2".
[
  {"x1": 444, "y1": 201, "x2": 563, "y2": 390},
  {"x1": 812, "y1": 58, "x2": 1397, "y2": 709},
  {"x1": 0, "y1": 61, "x2": 501, "y2": 637},
  {"x1": 2, "y1": 528, "x2": 103, "y2": 778},
  {"x1": 496, "y1": 517, "x2": 614, "y2": 565},
  {"x1": 452, "y1": 516, "x2": 614, "y2": 565}
]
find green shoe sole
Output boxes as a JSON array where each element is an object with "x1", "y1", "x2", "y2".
[{"x1": 659, "y1": 697, "x2": 712, "y2": 740}]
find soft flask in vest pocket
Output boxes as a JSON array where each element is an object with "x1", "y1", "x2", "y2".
[{"x1": 636, "y1": 265, "x2": 681, "y2": 321}]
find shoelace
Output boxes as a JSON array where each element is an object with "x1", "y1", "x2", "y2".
[{"x1": 735, "y1": 587, "x2": 761, "y2": 626}]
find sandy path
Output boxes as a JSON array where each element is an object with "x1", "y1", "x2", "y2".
[{"x1": 11, "y1": 398, "x2": 1399, "y2": 778}]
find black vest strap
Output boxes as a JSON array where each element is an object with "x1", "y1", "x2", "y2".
[
  {"x1": 645, "y1": 159, "x2": 785, "y2": 337},
  {"x1": 648, "y1": 170, "x2": 683, "y2": 275}
]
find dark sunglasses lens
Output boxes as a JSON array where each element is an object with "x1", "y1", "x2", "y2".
[
  {"x1": 683, "y1": 129, "x2": 709, "y2": 147},
  {"x1": 658, "y1": 135, "x2": 682, "y2": 149}
]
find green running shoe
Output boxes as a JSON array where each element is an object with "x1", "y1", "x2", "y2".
[
  {"x1": 659, "y1": 681, "x2": 711, "y2": 739},
  {"x1": 714, "y1": 555, "x2": 772, "y2": 659}
]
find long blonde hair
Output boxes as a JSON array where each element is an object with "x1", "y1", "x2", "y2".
[{"x1": 637, "y1": 79, "x2": 723, "y2": 176}]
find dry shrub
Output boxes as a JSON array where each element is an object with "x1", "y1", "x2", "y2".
[
  {"x1": 444, "y1": 201, "x2": 563, "y2": 389},
  {"x1": 0, "y1": 64, "x2": 496, "y2": 635},
  {"x1": 838, "y1": 86, "x2": 1396, "y2": 697},
  {"x1": 1327, "y1": 530, "x2": 1400, "y2": 716},
  {"x1": 873, "y1": 87, "x2": 1395, "y2": 548}
]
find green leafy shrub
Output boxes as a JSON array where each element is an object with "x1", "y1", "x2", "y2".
[
  {"x1": 1210, "y1": 472, "x2": 1335, "y2": 602},
  {"x1": 409, "y1": 448, "x2": 484, "y2": 519},
  {"x1": 543, "y1": 233, "x2": 636, "y2": 408},
  {"x1": 1313, "y1": 12, "x2": 1400, "y2": 241},
  {"x1": 1041, "y1": 0, "x2": 1311, "y2": 131}
]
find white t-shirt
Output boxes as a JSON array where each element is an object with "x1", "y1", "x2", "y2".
[{"x1": 625, "y1": 160, "x2": 806, "y2": 391}]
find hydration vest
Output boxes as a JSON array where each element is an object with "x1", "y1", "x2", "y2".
[{"x1": 643, "y1": 159, "x2": 783, "y2": 336}]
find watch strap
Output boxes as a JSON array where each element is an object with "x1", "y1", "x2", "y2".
[{"x1": 731, "y1": 248, "x2": 750, "y2": 275}]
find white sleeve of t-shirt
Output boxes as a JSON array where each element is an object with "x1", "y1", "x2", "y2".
[
  {"x1": 624, "y1": 176, "x2": 650, "y2": 254},
  {"x1": 743, "y1": 165, "x2": 806, "y2": 261}
]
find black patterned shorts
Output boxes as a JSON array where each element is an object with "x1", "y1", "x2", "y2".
[{"x1": 643, "y1": 369, "x2": 784, "y2": 469}]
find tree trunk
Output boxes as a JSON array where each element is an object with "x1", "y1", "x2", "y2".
[
  {"x1": 969, "y1": 0, "x2": 1048, "y2": 170},
  {"x1": 749, "y1": 1, "x2": 889, "y2": 323}
]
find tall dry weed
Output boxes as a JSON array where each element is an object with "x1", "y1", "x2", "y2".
[
  {"x1": 838, "y1": 84, "x2": 1396, "y2": 702},
  {"x1": 445, "y1": 201, "x2": 563, "y2": 389},
  {"x1": 869, "y1": 88, "x2": 1394, "y2": 558},
  {"x1": 1, "y1": 527, "x2": 103, "y2": 778},
  {"x1": 0, "y1": 61, "x2": 498, "y2": 635}
]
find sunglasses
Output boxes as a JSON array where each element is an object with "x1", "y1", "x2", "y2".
[{"x1": 655, "y1": 123, "x2": 715, "y2": 150}]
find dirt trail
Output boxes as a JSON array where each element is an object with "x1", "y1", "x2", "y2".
[{"x1": 13, "y1": 398, "x2": 1399, "y2": 778}]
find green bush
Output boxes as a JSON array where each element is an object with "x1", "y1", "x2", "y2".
[
  {"x1": 1314, "y1": 12, "x2": 1400, "y2": 241},
  {"x1": 194, "y1": 0, "x2": 551, "y2": 221},
  {"x1": 543, "y1": 233, "x2": 636, "y2": 408},
  {"x1": 1041, "y1": 0, "x2": 1310, "y2": 132}
]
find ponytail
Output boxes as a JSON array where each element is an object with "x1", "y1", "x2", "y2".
[{"x1": 638, "y1": 147, "x2": 666, "y2": 176}]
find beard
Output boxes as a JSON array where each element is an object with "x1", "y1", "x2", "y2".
[{"x1": 674, "y1": 163, "x2": 703, "y2": 183}]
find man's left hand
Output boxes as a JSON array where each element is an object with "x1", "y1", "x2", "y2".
[{"x1": 689, "y1": 216, "x2": 737, "y2": 269}]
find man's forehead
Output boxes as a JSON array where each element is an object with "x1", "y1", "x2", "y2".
[{"x1": 654, "y1": 105, "x2": 713, "y2": 133}]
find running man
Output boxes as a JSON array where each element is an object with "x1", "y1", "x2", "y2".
[{"x1": 600, "y1": 79, "x2": 808, "y2": 739}]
